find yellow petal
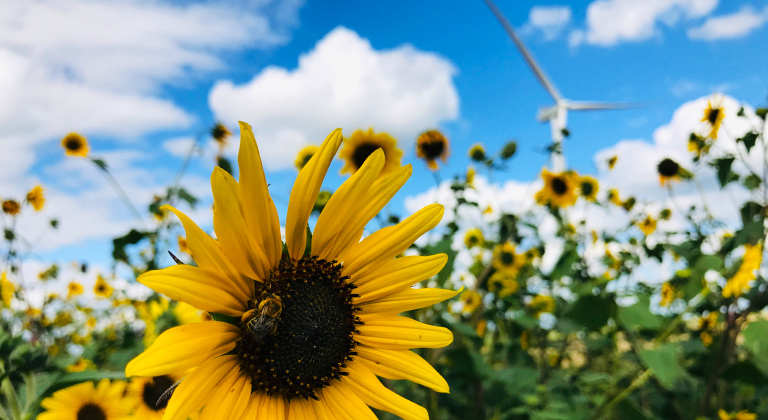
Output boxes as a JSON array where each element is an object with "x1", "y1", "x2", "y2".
[
  {"x1": 356, "y1": 315, "x2": 453, "y2": 350},
  {"x1": 259, "y1": 392, "x2": 287, "y2": 420},
  {"x1": 199, "y1": 367, "x2": 250, "y2": 420},
  {"x1": 340, "y1": 204, "x2": 443, "y2": 279},
  {"x1": 212, "y1": 167, "x2": 269, "y2": 283},
  {"x1": 242, "y1": 393, "x2": 266, "y2": 420},
  {"x1": 286, "y1": 129, "x2": 343, "y2": 259},
  {"x1": 238, "y1": 122, "x2": 282, "y2": 268},
  {"x1": 163, "y1": 355, "x2": 238, "y2": 420},
  {"x1": 357, "y1": 288, "x2": 460, "y2": 315},
  {"x1": 137, "y1": 265, "x2": 247, "y2": 317},
  {"x1": 343, "y1": 361, "x2": 428, "y2": 420},
  {"x1": 309, "y1": 392, "x2": 333, "y2": 420},
  {"x1": 353, "y1": 254, "x2": 447, "y2": 302},
  {"x1": 324, "y1": 164, "x2": 412, "y2": 259},
  {"x1": 162, "y1": 205, "x2": 250, "y2": 298},
  {"x1": 322, "y1": 381, "x2": 378, "y2": 420},
  {"x1": 125, "y1": 321, "x2": 239, "y2": 377},
  {"x1": 312, "y1": 149, "x2": 384, "y2": 260},
  {"x1": 356, "y1": 347, "x2": 449, "y2": 393},
  {"x1": 288, "y1": 398, "x2": 318, "y2": 420}
]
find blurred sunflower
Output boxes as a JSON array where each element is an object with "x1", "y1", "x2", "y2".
[
  {"x1": 2, "y1": 199, "x2": 20, "y2": 216},
  {"x1": 61, "y1": 132, "x2": 89, "y2": 157},
  {"x1": 177, "y1": 236, "x2": 190, "y2": 254},
  {"x1": 67, "y1": 281, "x2": 84, "y2": 299},
  {"x1": 39, "y1": 379, "x2": 132, "y2": 420},
  {"x1": 492, "y1": 242, "x2": 523, "y2": 277},
  {"x1": 1, "y1": 272, "x2": 14, "y2": 307},
  {"x1": 723, "y1": 243, "x2": 763, "y2": 298},
  {"x1": 579, "y1": 176, "x2": 599, "y2": 202},
  {"x1": 657, "y1": 158, "x2": 683, "y2": 186},
  {"x1": 294, "y1": 145, "x2": 319, "y2": 171},
  {"x1": 339, "y1": 128, "x2": 402, "y2": 176},
  {"x1": 637, "y1": 215, "x2": 657, "y2": 236},
  {"x1": 126, "y1": 123, "x2": 455, "y2": 419},
  {"x1": 129, "y1": 374, "x2": 181, "y2": 420},
  {"x1": 702, "y1": 97, "x2": 725, "y2": 139},
  {"x1": 460, "y1": 290, "x2": 482, "y2": 313},
  {"x1": 464, "y1": 228, "x2": 484, "y2": 249},
  {"x1": 660, "y1": 283, "x2": 675, "y2": 307},
  {"x1": 607, "y1": 188, "x2": 622, "y2": 206},
  {"x1": 26, "y1": 185, "x2": 45, "y2": 211},
  {"x1": 466, "y1": 166, "x2": 476, "y2": 187},
  {"x1": 211, "y1": 122, "x2": 232, "y2": 149},
  {"x1": 488, "y1": 271, "x2": 519, "y2": 297},
  {"x1": 688, "y1": 133, "x2": 709, "y2": 159},
  {"x1": 535, "y1": 169, "x2": 578, "y2": 208},
  {"x1": 719, "y1": 409, "x2": 757, "y2": 420},
  {"x1": 468, "y1": 144, "x2": 486, "y2": 162},
  {"x1": 607, "y1": 155, "x2": 618, "y2": 170},
  {"x1": 529, "y1": 295, "x2": 555, "y2": 318},
  {"x1": 94, "y1": 274, "x2": 113, "y2": 298},
  {"x1": 415, "y1": 130, "x2": 450, "y2": 171}
]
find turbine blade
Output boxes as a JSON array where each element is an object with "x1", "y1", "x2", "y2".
[
  {"x1": 482, "y1": 0, "x2": 562, "y2": 102},
  {"x1": 567, "y1": 101, "x2": 644, "y2": 111}
]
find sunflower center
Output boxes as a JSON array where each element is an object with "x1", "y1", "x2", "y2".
[
  {"x1": 420, "y1": 140, "x2": 445, "y2": 160},
  {"x1": 142, "y1": 375, "x2": 175, "y2": 410},
  {"x1": 581, "y1": 181, "x2": 593, "y2": 196},
  {"x1": 707, "y1": 108, "x2": 720, "y2": 124},
  {"x1": 657, "y1": 159, "x2": 679, "y2": 177},
  {"x1": 351, "y1": 142, "x2": 381, "y2": 170},
  {"x1": 77, "y1": 403, "x2": 107, "y2": 420},
  {"x1": 237, "y1": 256, "x2": 360, "y2": 401},
  {"x1": 65, "y1": 139, "x2": 82, "y2": 151},
  {"x1": 500, "y1": 251, "x2": 514, "y2": 266},
  {"x1": 552, "y1": 177, "x2": 568, "y2": 195}
]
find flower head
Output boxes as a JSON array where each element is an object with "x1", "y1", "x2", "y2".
[
  {"x1": 702, "y1": 97, "x2": 725, "y2": 139},
  {"x1": 39, "y1": 379, "x2": 132, "y2": 420},
  {"x1": 1, "y1": 272, "x2": 14, "y2": 307},
  {"x1": 294, "y1": 145, "x2": 319, "y2": 171},
  {"x1": 492, "y1": 242, "x2": 523, "y2": 277},
  {"x1": 416, "y1": 130, "x2": 450, "y2": 171},
  {"x1": 339, "y1": 128, "x2": 402, "y2": 176},
  {"x1": 67, "y1": 281, "x2": 84, "y2": 299},
  {"x1": 61, "y1": 133, "x2": 89, "y2": 157},
  {"x1": 723, "y1": 243, "x2": 763, "y2": 298},
  {"x1": 126, "y1": 123, "x2": 455, "y2": 419},
  {"x1": 468, "y1": 144, "x2": 486, "y2": 162},
  {"x1": 660, "y1": 282, "x2": 675, "y2": 307},
  {"x1": 529, "y1": 295, "x2": 555, "y2": 318},
  {"x1": 637, "y1": 215, "x2": 657, "y2": 236},
  {"x1": 94, "y1": 274, "x2": 114, "y2": 298},
  {"x1": 607, "y1": 155, "x2": 618, "y2": 170},
  {"x1": 26, "y1": 185, "x2": 45, "y2": 211},
  {"x1": 535, "y1": 169, "x2": 578, "y2": 208},
  {"x1": 211, "y1": 122, "x2": 232, "y2": 148},
  {"x1": 657, "y1": 158, "x2": 688, "y2": 186},
  {"x1": 129, "y1": 374, "x2": 180, "y2": 420},
  {"x1": 2, "y1": 199, "x2": 20, "y2": 216},
  {"x1": 464, "y1": 228, "x2": 484, "y2": 249},
  {"x1": 579, "y1": 176, "x2": 599, "y2": 202},
  {"x1": 460, "y1": 290, "x2": 482, "y2": 313}
]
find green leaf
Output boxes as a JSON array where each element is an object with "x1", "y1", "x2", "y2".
[
  {"x1": 217, "y1": 156, "x2": 234, "y2": 176},
  {"x1": 744, "y1": 174, "x2": 761, "y2": 190},
  {"x1": 550, "y1": 245, "x2": 579, "y2": 282},
  {"x1": 176, "y1": 187, "x2": 199, "y2": 208},
  {"x1": 740, "y1": 201, "x2": 765, "y2": 225},
  {"x1": 112, "y1": 229, "x2": 148, "y2": 264},
  {"x1": 618, "y1": 295, "x2": 662, "y2": 331},
  {"x1": 710, "y1": 156, "x2": 737, "y2": 188},
  {"x1": 738, "y1": 132, "x2": 758, "y2": 153},
  {"x1": 743, "y1": 319, "x2": 768, "y2": 375},
  {"x1": 686, "y1": 255, "x2": 722, "y2": 298},
  {"x1": 91, "y1": 158, "x2": 108, "y2": 171},
  {"x1": 722, "y1": 220, "x2": 765, "y2": 255},
  {"x1": 638, "y1": 344, "x2": 690, "y2": 390},
  {"x1": 39, "y1": 371, "x2": 126, "y2": 399},
  {"x1": 422, "y1": 238, "x2": 457, "y2": 285},
  {"x1": 564, "y1": 295, "x2": 614, "y2": 331}
]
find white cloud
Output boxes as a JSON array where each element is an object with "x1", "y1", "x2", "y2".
[
  {"x1": 688, "y1": 5, "x2": 768, "y2": 40},
  {"x1": 523, "y1": 6, "x2": 573, "y2": 40},
  {"x1": 572, "y1": 0, "x2": 719, "y2": 46},
  {"x1": 209, "y1": 26, "x2": 460, "y2": 171}
]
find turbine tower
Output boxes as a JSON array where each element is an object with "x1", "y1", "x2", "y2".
[{"x1": 482, "y1": 0, "x2": 635, "y2": 172}]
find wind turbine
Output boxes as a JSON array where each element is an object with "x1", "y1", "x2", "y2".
[{"x1": 482, "y1": 0, "x2": 637, "y2": 172}]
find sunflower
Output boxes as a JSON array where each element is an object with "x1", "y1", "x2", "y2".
[
  {"x1": 488, "y1": 271, "x2": 519, "y2": 297},
  {"x1": 579, "y1": 176, "x2": 599, "y2": 202},
  {"x1": 2, "y1": 199, "x2": 20, "y2": 216},
  {"x1": 211, "y1": 122, "x2": 232, "y2": 148},
  {"x1": 177, "y1": 236, "x2": 190, "y2": 254},
  {"x1": 339, "y1": 128, "x2": 402, "y2": 177},
  {"x1": 492, "y1": 242, "x2": 523, "y2": 277},
  {"x1": 460, "y1": 290, "x2": 482, "y2": 313},
  {"x1": 312, "y1": 190, "x2": 332, "y2": 214},
  {"x1": 39, "y1": 379, "x2": 133, "y2": 420},
  {"x1": 295, "y1": 145, "x2": 319, "y2": 171},
  {"x1": 126, "y1": 123, "x2": 455, "y2": 420},
  {"x1": 61, "y1": 132, "x2": 89, "y2": 157},
  {"x1": 415, "y1": 130, "x2": 450, "y2": 171},
  {"x1": 660, "y1": 282, "x2": 675, "y2": 307},
  {"x1": 702, "y1": 98, "x2": 725, "y2": 139},
  {"x1": 607, "y1": 155, "x2": 618, "y2": 170},
  {"x1": 468, "y1": 144, "x2": 486, "y2": 162},
  {"x1": 529, "y1": 295, "x2": 555, "y2": 318},
  {"x1": 719, "y1": 409, "x2": 757, "y2": 420},
  {"x1": 129, "y1": 374, "x2": 181, "y2": 420},
  {"x1": 657, "y1": 158, "x2": 681, "y2": 186},
  {"x1": 67, "y1": 281, "x2": 84, "y2": 299},
  {"x1": 637, "y1": 215, "x2": 657, "y2": 236},
  {"x1": 26, "y1": 185, "x2": 45, "y2": 211},
  {"x1": 535, "y1": 169, "x2": 578, "y2": 208},
  {"x1": 94, "y1": 274, "x2": 114, "y2": 298},
  {"x1": 66, "y1": 357, "x2": 94, "y2": 373},
  {"x1": 1, "y1": 272, "x2": 14, "y2": 307},
  {"x1": 466, "y1": 166, "x2": 476, "y2": 187},
  {"x1": 607, "y1": 188, "x2": 622, "y2": 206},
  {"x1": 723, "y1": 243, "x2": 763, "y2": 298},
  {"x1": 464, "y1": 228, "x2": 484, "y2": 249}
]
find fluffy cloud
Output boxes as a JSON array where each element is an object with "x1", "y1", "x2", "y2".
[
  {"x1": 688, "y1": 5, "x2": 768, "y2": 40},
  {"x1": 523, "y1": 6, "x2": 573, "y2": 40},
  {"x1": 570, "y1": 0, "x2": 718, "y2": 46},
  {"x1": 209, "y1": 26, "x2": 460, "y2": 171}
]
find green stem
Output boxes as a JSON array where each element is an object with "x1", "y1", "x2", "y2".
[
  {"x1": 1, "y1": 376, "x2": 21, "y2": 420},
  {"x1": 91, "y1": 158, "x2": 146, "y2": 228},
  {"x1": 590, "y1": 369, "x2": 653, "y2": 420}
]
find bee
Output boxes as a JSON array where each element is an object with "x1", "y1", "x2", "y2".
[{"x1": 241, "y1": 294, "x2": 282, "y2": 343}]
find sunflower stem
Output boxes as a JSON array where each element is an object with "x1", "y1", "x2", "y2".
[{"x1": 89, "y1": 157, "x2": 146, "y2": 228}]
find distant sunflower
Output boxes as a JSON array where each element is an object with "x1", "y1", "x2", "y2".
[
  {"x1": 26, "y1": 185, "x2": 45, "y2": 211},
  {"x1": 468, "y1": 144, "x2": 486, "y2": 162},
  {"x1": 61, "y1": 133, "x2": 89, "y2": 157},
  {"x1": 416, "y1": 130, "x2": 450, "y2": 171},
  {"x1": 529, "y1": 295, "x2": 555, "y2": 318},
  {"x1": 702, "y1": 97, "x2": 725, "y2": 139},
  {"x1": 657, "y1": 158, "x2": 681, "y2": 186},
  {"x1": 39, "y1": 379, "x2": 132, "y2": 420},
  {"x1": 492, "y1": 242, "x2": 523, "y2": 277},
  {"x1": 607, "y1": 155, "x2": 618, "y2": 170},
  {"x1": 607, "y1": 188, "x2": 622, "y2": 206},
  {"x1": 723, "y1": 243, "x2": 763, "y2": 299},
  {"x1": 660, "y1": 282, "x2": 675, "y2": 307},
  {"x1": 126, "y1": 122, "x2": 455, "y2": 419},
  {"x1": 579, "y1": 176, "x2": 599, "y2": 202},
  {"x1": 339, "y1": 128, "x2": 402, "y2": 176},
  {"x1": 466, "y1": 166, "x2": 476, "y2": 186},
  {"x1": 2, "y1": 199, "x2": 20, "y2": 216},
  {"x1": 464, "y1": 228, "x2": 484, "y2": 249},
  {"x1": 67, "y1": 281, "x2": 84, "y2": 299},
  {"x1": 129, "y1": 375, "x2": 180, "y2": 420},
  {"x1": 94, "y1": 274, "x2": 113, "y2": 298},
  {"x1": 460, "y1": 290, "x2": 482, "y2": 313},
  {"x1": 637, "y1": 215, "x2": 657, "y2": 236},
  {"x1": 488, "y1": 271, "x2": 519, "y2": 297},
  {"x1": 1, "y1": 272, "x2": 14, "y2": 307},
  {"x1": 211, "y1": 122, "x2": 232, "y2": 148},
  {"x1": 688, "y1": 133, "x2": 709, "y2": 159},
  {"x1": 535, "y1": 169, "x2": 578, "y2": 208},
  {"x1": 177, "y1": 236, "x2": 190, "y2": 254},
  {"x1": 294, "y1": 145, "x2": 319, "y2": 171},
  {"x1": 719, "y1": 409, "x2": 757, "y2": 420}
]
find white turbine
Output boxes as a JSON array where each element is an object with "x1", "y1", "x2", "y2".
[{"x1": 483, "y1": 0, "x2": 637, "y2": 172}]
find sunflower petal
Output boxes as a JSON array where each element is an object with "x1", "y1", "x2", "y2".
[
  {"x1": 286, "y1": 129, "x2": 343, "y2": 259},
  {"x1": 312, "y1": 149, "x2": 384, "y2": 260},
  {"x1": 126, "y1": 321, "x2": 239, "y2": 377},
  {"x1": 356, "y1": 315, "x2": 453, "y2": 350},
  {"x1": 310, "y1": 392, "x2": 334, "y2": 420},
  {"x1": 340, "y1": 204, "x2": 443, "y2": 278},
  {"x1": 344, "y1": 361, "x2": 428, "y2": 420},
  {"x1": 320, "y1": 164, "x2": 412, "y2": 260},
  {"x1": 238, "y1": 122, "x2": 282, "y2": 268},
  {"x1": 357, "y1": 288, "x2": 460, "y2": 315},
  {"x1": 242, "y1": 392, "x2": 266, "y2": 420},
  {"x1": 356, "y1": 347, "x2": 449, "y2": 393},
  {"x1": 163, "y1": 355, "x2": 238, "y2": 420},
  {"x1": 212, "y1": 167, "x2": 269, "y2": 283},
  {"x1": 258, "y1": 393, "x2": 287, "y2": 420},
  {"x1": 353, "y1": 254, "x2": 447, "y2": 302},
  {"x1": 137, "y1": 265, "x2": 247, "y2": 317},
  {"x1": 322, "y1": 381, "x2": 378, "y2": 420},
  {"x1": 161, "y1": 205, "x2": 250, "y2": 297},
  {"x1": 199, "y1": 368, "x2": 250, "y2": 420},
  {"x1": 288, "y1": 399, "x2": 318, "y2": 420}
]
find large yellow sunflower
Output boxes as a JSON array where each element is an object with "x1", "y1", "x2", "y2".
[
  {"x1": 126, "y1": 123, "x2": 455, "y2": 420},
  {"x1": 39, "y1": 379, "x2": 133, "y2": 420},
  {"x1": 535, "y1": 169, "x2": 578, "y2": 208},
  {"x1": 339, "y1": 128, "x2": 402, "y2": 176}
]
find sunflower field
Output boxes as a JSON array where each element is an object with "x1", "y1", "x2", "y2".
[{"x1": 1, "y1": 96, "x2": 768, "y2": 420}]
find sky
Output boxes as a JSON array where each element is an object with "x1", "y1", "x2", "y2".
[{"x1": 1, "y1": 0, "x2": 768, "y2": 288}]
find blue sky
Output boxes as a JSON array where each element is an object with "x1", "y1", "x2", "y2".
[{"x1": 2, "y1": 0, "x2": 768, "y2": 278}]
